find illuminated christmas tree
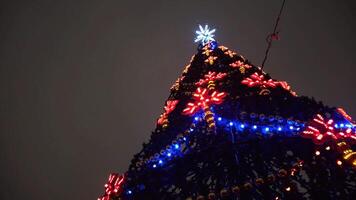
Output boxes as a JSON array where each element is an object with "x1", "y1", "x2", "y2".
[{"x1": 98, "y1": 25, "x2": 356, "y2": 200}]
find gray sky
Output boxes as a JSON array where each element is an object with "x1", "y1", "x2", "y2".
[{"x1": 1, "y1": 0, "x2": 355, "y2": 199}]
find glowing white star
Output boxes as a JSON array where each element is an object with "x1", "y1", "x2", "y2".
[{"x1": 194, "y1": 25, "x2": 216, "y2": 45}]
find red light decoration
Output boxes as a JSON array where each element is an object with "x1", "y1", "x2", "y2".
[
  {"x1": 279, "y1": 81, "x2": 297, "y2": 96},
  {"x1": 302, "y1": 114, "x2": 355, "y2": 144},
  {"x1": 205, "y1": 56, "x2": 218, "y2": 65},
  {"x1": 337, "y1": 108, "x2": 354, "y2": 123},
  {"x1": 229, "y1": 60, "x2": 252, "y2": 69},
  {"x1": 157, "y1": 100, "x2": 179, "y2": 128},
  {"x1": 183, "y1": 87, "x2": 226, "y2": 115},
  {"x1": 229, "y1": 60, "x2": 252, "y2": 74},
  {"x1": 98, "y1": 173, "x2": 125, "y2": 200},
  {"x1": 224, "y1": 49, "x2": 236, "y2": 58},
  {"x1": 195, "y1": 71, "x2": 227, "y2": 90},
  {"x1": 170, "y1": 76, "x2": 185, "y2": 91},
  {"x1": 183, "y1": 87, "x2": 226, "y2": 130},
  {"x1": 302, "y1": 115, "x2": 356, "y2": 168},
  {"x1": 218, "y1": 45, "x2": 229, "y2": 51},
  {"x1": 241, "y1": 72, "x2": 278, "y2": 88},
  {"x1": 241, "y1": 72, "x2": 297, "y2": 95}
]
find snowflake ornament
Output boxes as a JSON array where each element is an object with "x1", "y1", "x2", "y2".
[{"x1": 194, "y1": 25, "x2": 216, "y2": 45}]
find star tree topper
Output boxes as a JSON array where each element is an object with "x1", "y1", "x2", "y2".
[{"x1": 194, "y1": 25, "x2": 216, "y2": 45}]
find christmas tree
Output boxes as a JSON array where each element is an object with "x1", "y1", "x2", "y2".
[{"x1": 98, "y1": 25, "x2": 356, "y2": 200}]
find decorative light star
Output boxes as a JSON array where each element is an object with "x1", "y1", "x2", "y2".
[{"x1": 194, "y1": 25, "x2": 216, "y2": 45}]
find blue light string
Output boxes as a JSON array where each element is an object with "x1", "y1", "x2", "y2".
[
  {"x1": 147, "y1": 114, "x2": 306, "y2": 169},
  {"x1": 127, "y1": 115, "x2": 355, "y2": 196}
]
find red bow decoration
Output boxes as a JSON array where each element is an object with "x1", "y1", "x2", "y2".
[
  {"x1": 183, "y1": 87, "x2": 226, "y2": 115},
  {"x1": 98, "y1": 173, "x2": 125, "y2": 200},
  {"x1": 157, "y1": 100, "x2": 179, "y2": 125},
  {"x1": 195, "y1": 71, "x2": 227, "y2": 87}
]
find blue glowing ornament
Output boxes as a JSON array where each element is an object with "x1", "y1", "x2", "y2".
[
  {"x1": 209, "y1": 41, "x2": 218, "y2": 50},
  {"x1": 194, "y1": 25, "x2": 216, "y2": 45}
]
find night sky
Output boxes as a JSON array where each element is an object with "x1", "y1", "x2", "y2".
[{"x1": 1, "y1": 0, "x2": 355, "y2": 199}]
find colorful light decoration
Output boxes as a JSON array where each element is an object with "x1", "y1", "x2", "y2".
[
  {"x1": 302, "y1": 114, "x2": 355, "y2": 144},
  {"x1": 194, "y1": 25, "x2": 216, "y2": 45},
  {"x1": 182, "y1": 64, "x2": 191, "y2": 74},
  {"x1": 302, "y1": 113, "x2": 356, "y2": 167},
  {"x1": 202, "y1": 49, "x2": 213, "y2": 56},
  {"x1": 170, "y1": 76, "x2": 185, "y2": 91},
  {"x1": 224, "y1": 49, "x2": 237, "y2": 58},
  {"x1": 337, "y1": 108, "x2": 355, "y2": 124},
  {"x1": 241, "y1": 72, "x2": 297, "y2": 96},
  {"x1": 218, "y1": 45, "x2": 229, "y2": 51},
  {"x1": 99, "y1": 27, "x2": 356, "y2": 199},
  {"x1": 204, "y1": 56, "x2": 218, "y2": 65},
  {"x1": 157, "y1": 100, "x2": 179, "y2": 128},
  {"x1": 145, "y1": 114, "x2": 304, "y2": 170},
  {"x1": 183, "y1": 87, "x2": 226, "y2": 130},
  {"x1": 195, "y1": 71, "x2": 227, "y2": 90},
  {"x1": 336, "y1": 141, "x2": 356, "y2": 167},
  {"x1": 229, "y1": 60, "x2": 252, "y2": 74},
  {"x1": 241, "y1": 72, "x2": 278, "y2": 88},
  {"x1": 278, "y1": 81, "x2": 297, "y2": 96},
  {"x1": 98, "y1": 173, "x2": 125, "y2": 200}
]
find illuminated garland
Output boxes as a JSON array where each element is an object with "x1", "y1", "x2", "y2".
[
  {"x1": 141, "y1": 114, "x2": 305, "y2": 170},
  {"x1": 186, "y1": 160, "x2": 304, "y2": 200}
]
